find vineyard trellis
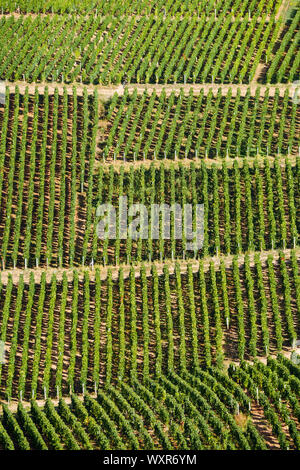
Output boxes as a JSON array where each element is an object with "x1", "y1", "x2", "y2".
[{"x1": 0, "y1": 0, "x2": 299, "y2": 452}]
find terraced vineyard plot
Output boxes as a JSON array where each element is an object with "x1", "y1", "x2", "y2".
[
  {"x1": 0, "y1": 11, "x2": 294, "y2": 84},
  {"x1": 0, "y1": 252, "x2": 299, "y2": 399},
  {"x1": 262, "y1": 9, "x2": 300, "y2": 83},
  {"x1": 0, "y1": 357, "x2": 299, "y2": 450},
  {"x1": 87, "y1": 159, "x2": 300, "y2": 266},
  {"x1": 0, "y1": 86, "x2": 98, "y2": 270},
  {"x1": 101, "y1": 88, "x2": 299, "y2": 160},
  {"x1": 0, "y1": 146, "x2": 299, "y2": 268}
]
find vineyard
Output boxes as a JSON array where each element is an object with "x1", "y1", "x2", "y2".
[
  {"x1": 0, "y1": 7, "x2": 298, "y2": 84},
  {"x1": 0, "y1": 0, "x2": 284, "y2": 16},
  {"x1": 0, "y1": 0, "x2": 299, "y2": 453},
  {"x1": 101, "y1": 87, "x2": 300, "y2": 160},
  {"x1": 0, "y1": 357, "x2": 300, "y2": 450},
  {"x1": 0, "y1": 144, "x2": 299, "y2": 268},
  {"x1": 0, "y1": 251, "x2": 299, "y2": 400}
]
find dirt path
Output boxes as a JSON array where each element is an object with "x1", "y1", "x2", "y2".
[
  {"x1": 252, "y1": 63, "x2": 267, "y2": 83},
  {"x1": 0, "y1": 247, "x2": 298, "y2": 286},
  {"x1": 0, "y1": 393, "x2": 94, "y2": 413},
  {"x1": 95, "y1": 153, "x2": 299, "y2": 172},
  {"x1": 276, "y1": 0, "x2": 292, "y2": 21},
  {"x1": 3, "y1": 81, "x2": 296, "y2": 99}
]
